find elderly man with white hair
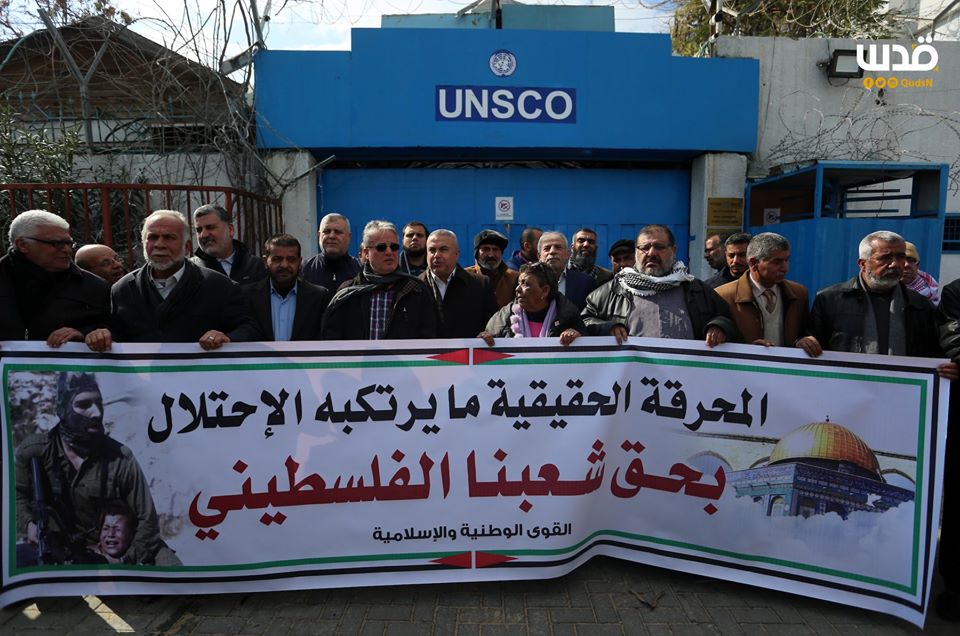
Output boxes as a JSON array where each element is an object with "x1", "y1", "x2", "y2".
[
  {"x1": 801, "y1": 231, "x2": 956, "y2": 380},
  {"x1": 85, "y1": 210, "x2": 259, "y2": 351},
  {"x1": 0, "y1": 209, "x2": 110, "y2": 346}
]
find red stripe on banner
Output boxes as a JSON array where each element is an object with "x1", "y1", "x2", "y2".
[
  {"x1": 475, "y1": 553, "x2": 516, "y2": 568},
  {"x1": 431, "y1": 552, "x2": 472, "y2": 568},
  {"x1": 473, "y1": 349, "x2": 514, "y2": 364},
  {"x1": 428, "y1": 350, "x2": 470, "y2": 364}
]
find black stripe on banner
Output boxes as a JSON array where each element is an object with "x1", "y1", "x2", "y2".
[
  {"x1": 1, "y1": 561, "x2": 460, "y2": 592},
  {"x1": 485, "y1": 539, "x2": 925, "y2": 612}
]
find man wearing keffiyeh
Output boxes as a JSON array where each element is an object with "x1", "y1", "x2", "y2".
[{"x1": 582, "y1": 224, "x2": 737, "y2": 346}]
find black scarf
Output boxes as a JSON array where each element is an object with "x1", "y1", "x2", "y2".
[{"x1": 7, "y1": 248, "x2": 71, "y2": 325}]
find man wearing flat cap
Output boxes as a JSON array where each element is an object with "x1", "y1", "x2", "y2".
[
  {"x1": 465, "y1": 229, "x2": 520, "y2": 307},
  {"x1": 608, "y1": 239, "x2": 636, "y2": 274}
]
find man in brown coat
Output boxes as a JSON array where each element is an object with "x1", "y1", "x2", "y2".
[
  {"x1": 715, "y1": 232, "x2": 816, "y2": 353},
  {"x1": 465, "y1": 229, "x2": 520, "y2": 308}
]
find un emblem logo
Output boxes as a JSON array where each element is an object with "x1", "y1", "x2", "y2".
[{"x1": 489, "y1": 50, "x2": 517, "y2": 77}]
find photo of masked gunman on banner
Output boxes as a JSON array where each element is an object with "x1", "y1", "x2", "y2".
[{"x1": 14, "y1": 372, "x2": 180, "y2": 566}]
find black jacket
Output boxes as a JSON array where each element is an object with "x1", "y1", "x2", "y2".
[
  {"x1": 191, "y1": 239, "x2": 266, "y2": 285},
  {"x1": 321, "y1": 271, "x2": 439, "y2": 340},
  {"x1": 110, "y1": 260, "x2": 260, "y2": 343},
  {"x1": 485, "y1": 294, "x2": 586, "y2": 338},
  {"x1": 704, "y1": 266, "x2": 737, "y2": 289},
  {"x1": 581, "y1": 277, "x2": 737, "y2": 340},
  {"x1": 809, "y1": 275, "x2": 942, "y2": 356},
  {"x1": 0, "y1": 250, "x2": 110, "y2": 341},
  {"x1": 301, "y1": 252, "x2": 361, "y2": 291},
  {"x1": 243, "y1": 277, "x2": 331, "y2": 341},
  {"x1": 419, "y1": 267, "x2": 499, "y2": 338}
]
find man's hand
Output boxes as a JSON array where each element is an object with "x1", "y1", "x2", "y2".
[
  {"x1": 477, "y1": 331, "x2": 495, "y2": 347},
  {"x1": 705, "y1": 326, "x2": 727, "y2": 348},
  {"x1": 609, "y1": 325, "x2": 629, "y2": 345},
  {"x1": 938, "y1": 361, "x2": 959, "y2": 381},
  {"x1": 751, "y1": 338, "x2": 775, "y2": 347},
  {"x1": 559, "y1": 329, "x2": 581, "y2": 346},
  {"x1": 199, "y1": 330, "x2": 230, "y2": 350},
  {"x1": 47, "y1": 327, "x2": 83, "y2": 348},
  {"x1": 85, "y1": 328, "x2": 113, "y2": 352},
  {"x1": 796, "y1": 335, "x2": 823, "y2": 358},
  {"x1": 26, "y1": 521, "x2": 38, "y2": 544}
]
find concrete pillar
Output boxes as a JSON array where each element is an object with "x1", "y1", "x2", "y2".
[
  {"x1": 265, "y1": 150, "x2": 320, "y2": 257},
  {"x1": 688, "y1": 152, "x2": 748, "y2": 279}
]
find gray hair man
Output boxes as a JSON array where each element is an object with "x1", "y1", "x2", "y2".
[
  {"x1": 321, "y1": 220, "x2": 438, "y2": 339},
  {"x1": 85, "y1": 210, "x2": 259, "y2": 351},
  {"x1": 802, "y1": 230, "x2": 956, "y2": 380},
  {"x1": 301, "y1": 212, "x2": 361, "y2": 290},
  {"x1": 0, "y1": 209, "x2": 110, "y2": 346},
  {"x1": 191, "y1": 204, "x2": 266, "y2": 284},
  {"x1": 583, "y1": 224, "x2": 736, "y2": 346},
  {"x1": 536, "y1": 231, "x2": 596, "y2": 310},
  {"x1": 421, "y1": 229, "x2": 498, "y2": 338},
  {"x1": 715, "y1": 232, "x2": 813, "y2": 351}
]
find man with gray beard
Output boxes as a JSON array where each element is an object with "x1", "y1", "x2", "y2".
[
  {"x1": 84, "y1": 210, "x2": 259, "y2": 351},
  {"x1": 802, "y1": 231, "x2": 955, "y2": 372}
]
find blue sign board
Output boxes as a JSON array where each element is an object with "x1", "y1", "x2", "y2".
[{"x1": 254, "y1": 28, "x2": 759, "y2": 158}]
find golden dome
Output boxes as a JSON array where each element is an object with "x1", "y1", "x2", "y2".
[{"x1": 768, "y1": 422, "x2": 880, "y2": 476}]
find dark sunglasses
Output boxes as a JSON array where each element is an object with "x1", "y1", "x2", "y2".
[{"x1": 373, "y1": 242, "x2": 400, "y2": 253}]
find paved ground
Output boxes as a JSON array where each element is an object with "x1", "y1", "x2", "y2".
[{"x1": 1, "y1": 557, "x2": 957, "y2": 635}]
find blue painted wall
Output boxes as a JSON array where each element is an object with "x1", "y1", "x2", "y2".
[
  {"x1": 322, "y1": 167, "x2": 691, "y2": 267},
  {"x1": 255, "y1": 28, "x2": 759, "y2": 157}
]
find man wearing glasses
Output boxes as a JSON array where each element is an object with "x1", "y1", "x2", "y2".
[
  {"x1": 0, "y1": 209, "x2": 110, "y2": 346},
  {"x1": 321, "y1": 220, "x2": 438, "y2": 339},
  {"x1": 582, "y1": 224, "x2": 736, "y2": 346}
]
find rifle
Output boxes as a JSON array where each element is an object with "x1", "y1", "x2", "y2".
[{"x1": 30, "y1": 456, "x2": 51, "y2": 564}]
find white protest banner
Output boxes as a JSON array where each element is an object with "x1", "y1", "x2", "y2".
[{"x1": 1, "y1": 338, "x2": 948, "y2": 626}]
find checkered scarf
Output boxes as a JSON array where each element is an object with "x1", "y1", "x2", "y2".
[{"x1": 616, "y1": 261, "x2": 695, "y2": 297}]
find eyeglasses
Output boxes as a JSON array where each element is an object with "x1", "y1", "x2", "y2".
[
  {"x1": 372, "y1": 242, "x2": 400, "y2": 253},
  {"x1": 636, "y1": 242, "x2": 672, "y2": 253},
  {"x1": 25, "y1": 236, "x2": 76, "y2": 250}
]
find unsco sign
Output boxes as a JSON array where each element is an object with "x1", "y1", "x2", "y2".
[{"x1": 436, "y1": 86, "x2": 577, "y2": 124}]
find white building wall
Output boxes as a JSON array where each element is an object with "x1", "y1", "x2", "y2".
[{"x1": 715, "y1": 36, "x2": 960, "y2": 283}]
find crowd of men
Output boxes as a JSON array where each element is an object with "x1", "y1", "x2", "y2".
[{"x1": 3, "y1": 207, "x2": 959, "y2": 618}]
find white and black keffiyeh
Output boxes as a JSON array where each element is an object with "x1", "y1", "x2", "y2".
[{"x1": 616, "y1": 261, "x2": 695, "y2": 297}]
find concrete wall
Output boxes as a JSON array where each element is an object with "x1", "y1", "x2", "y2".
[
  {"x1": 715, "y1": 36, "x2": 960, "y2": 285},
  {"x1": 265, "y1": 150, "x2": 321, "y2": 257},
  {"x1": 688, "y1": 153, "x2": 748, "y2": 279}
]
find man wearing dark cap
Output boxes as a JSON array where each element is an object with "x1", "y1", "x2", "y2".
[
  {"x1": 465, "y1": 229, "x2": 520, "y2": 307},
  {"x1": 15, "y1": 372, "x2": 163, "y2": 566},
  {"x1": 608, "y1": 239, "x2": 636, "y2": 274}
]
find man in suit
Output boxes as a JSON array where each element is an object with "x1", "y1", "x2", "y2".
[
  {"x1": 538, "y1": 231, "x2": 596, "y2": 310},
  {"x1": 715, "y1": 232, "x2": 812, "y2": 350},
  {"x1": 85, "y1": 210, "x2": 259, "y2": 351},
  {"x1": 243, "y1": 234, "x2": 331, "y2": 341},
  {"x1": 191, "y1": 204, "x2": 266, "y2": 285},
  {"x1": 420, "y1": 229, "x2": 498, "y2": 338},
  {"x1": 705, "y1": 232, "x2": 751, "y2": 289}
]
